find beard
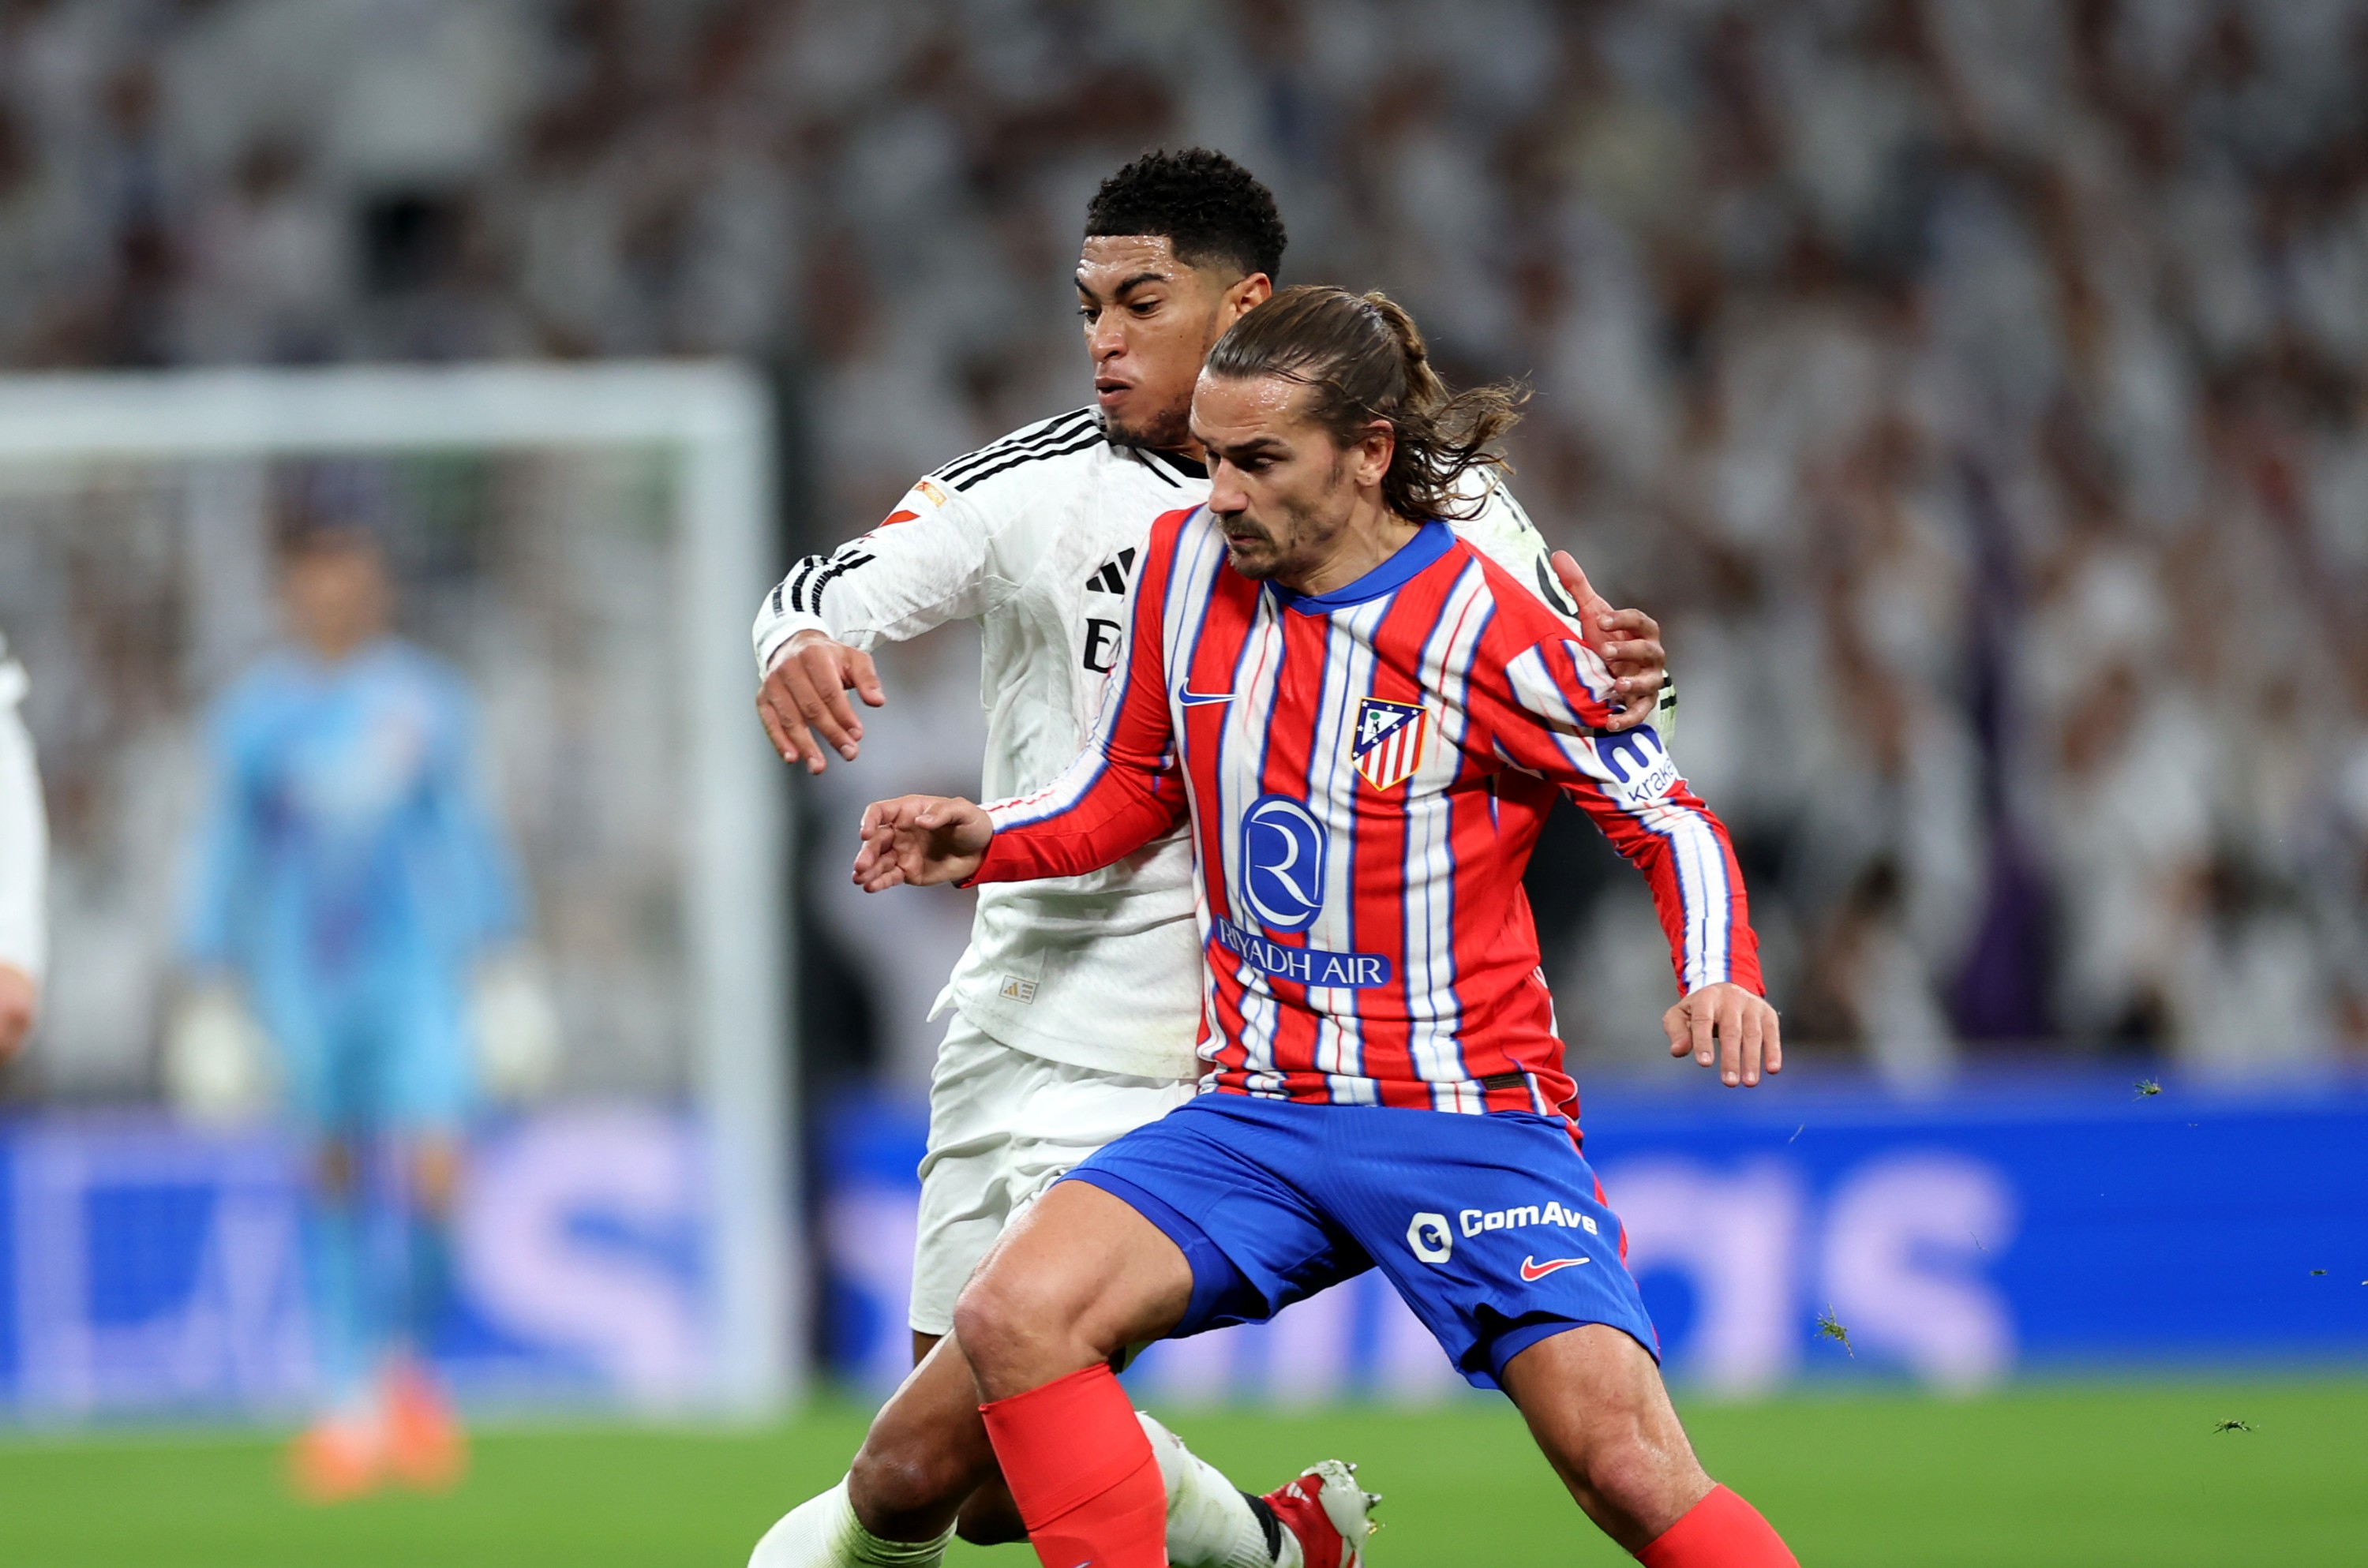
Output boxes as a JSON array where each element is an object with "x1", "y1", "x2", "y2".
[
  {"x1": 1220, "y1": 524, "x2": 1282, "y2": 580},
  {"x1": 1104, "y1": 397, "x2": 1194, "y2": 451},
  {"x1": 1217, "y1": 455, "x2": 1355, "y2": 584}
]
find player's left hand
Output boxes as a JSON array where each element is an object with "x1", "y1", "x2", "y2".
[
  {"x1": 1663, "y1": 981, "x2": 1782, "y2": 1088},
  {"x1": 853, "y1": 795, "x2": 993, "y2": 891},
  {"x1": 1551, "y1": 551, "x2": 1665, "y2": 732}
]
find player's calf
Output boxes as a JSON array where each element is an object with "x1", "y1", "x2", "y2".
[
  {"x1": 841, "y1": 1337, "x2": 1002, "y2": 1542},
  {"x1": 1502, "y1": 1324, "x2": 1796, "y2": 1566}
]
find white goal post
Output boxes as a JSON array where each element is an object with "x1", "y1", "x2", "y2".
[{"x1": 0, "y1": 361, "x2": 799, "y2": 1416}]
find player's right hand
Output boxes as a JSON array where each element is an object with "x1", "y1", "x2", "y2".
[
  {"x1": 853, "y1": 795, "x2": 993, "y2": 890},
  {"x1": 1663, "y1": 981, "x2": 1782, "y2": 1088},
  {"x1": 756, "y1": 630, "x2": 886, "y2": 774}
]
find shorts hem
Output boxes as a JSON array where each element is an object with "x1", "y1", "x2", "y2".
[{"x1": 1484, "y1": 1316, "x2": 1661, "y2": 1386}]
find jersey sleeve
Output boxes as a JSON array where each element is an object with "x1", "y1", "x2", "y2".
[
  {"x1": 1449, "y1": 476, "x2": 1680, "y2": 748},
  {"x1": 969, "y1": 515, "x2": 1188, "y2": 882},
  {"x1": 0, "y1": 638, "x2": 47, "y2": 982},
  {"x1": 1475, "y1": 605, "x2": 1760, "y2": 998},
  {"x1": 751, "y1": 477, "x2": 1013, "y2": 672}
]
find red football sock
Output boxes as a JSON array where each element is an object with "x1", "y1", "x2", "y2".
[
  {"x1": 1635, "y1": 1484, "x2": 1798, "y2": 1567},
  {"x1": 980, "y1": 1363, "x2": 1168, "y2": 1568}
]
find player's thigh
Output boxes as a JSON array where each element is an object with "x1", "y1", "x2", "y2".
[
  {"x1": 253, "y1": 975, "x2": 339, "y2": 1132},
  {"x1": 955, "y1": 1181, "x2": 1196, "y2": 1393},
  {"x1": 372, "y1": 963, "x2": 477, "y2": 1140},
  {"x1": 998, "y1": 1055, "x2": 1196, "y2": 1214},
  {"x1": 1501, "y1": 1321, "x2": 1695, "y2": 1470},
  {"x1": 909, "y1": 1019, "x2": 1041, "y2": 1337}
]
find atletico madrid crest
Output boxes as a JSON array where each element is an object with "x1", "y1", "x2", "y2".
[{"x1": 1351, "y1": 697, "x2": 1429, "y2": 791}]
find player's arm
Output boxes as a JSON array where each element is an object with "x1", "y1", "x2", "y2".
[
  {"x1": 852, "y1": 734, "x2": 1185, "y2": 893},
  {"x1": 0, "y1": 642, "x2": 47, "y2": 1060},
  {"x1": 1455, "y1": 479, "x2": 1672, "y2": 736},
  {"x1": 854, "y1": 517, "x2": 1188, "y2": 890},
  {"x1": 1484, "y1": 631, "x2": 1778, "y2": 1088},
  {"x1": 751, "y1": 477, "x2": 1010, "y2": 774}
]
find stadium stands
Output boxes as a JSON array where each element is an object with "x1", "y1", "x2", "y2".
[{"x1": 2, "y1": 0, "x2": 2364, "y2": 1083}]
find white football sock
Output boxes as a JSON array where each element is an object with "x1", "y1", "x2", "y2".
[
  {"x1": 747, "y1": 1476, "x2": 954, "y2": 1568},
  {"x1": 1141, "y1": 1411, "x2": 1291, "y2": 1568}
]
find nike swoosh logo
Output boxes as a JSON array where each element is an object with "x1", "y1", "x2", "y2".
[
  {"x1": 1178, "y1": 690, "x2": 1235, "y2": 705},
  {"x1": 1521, "y1": 1256, "x2": 1591, "y2": 1281}
]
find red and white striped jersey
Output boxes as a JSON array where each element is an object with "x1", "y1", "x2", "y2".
[{"x1": 974, "y1": 507, "x2": 1760, "y2": 1125}]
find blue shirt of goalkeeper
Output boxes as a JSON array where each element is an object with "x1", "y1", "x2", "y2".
[
  {"x1": 179, "y1": 522, "x2": 523, "y2": 1490},
  {"x1": 182, "y1": 525, "x2": 523, "y2": 1133}
]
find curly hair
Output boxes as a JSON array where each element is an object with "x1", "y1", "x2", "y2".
[
  {"x1": 1202, "y1": 285, "x2": 1525, "y2": 522},
  {"x1": 1084, "y1": 148, "x2": 1287, "y2": 281}
]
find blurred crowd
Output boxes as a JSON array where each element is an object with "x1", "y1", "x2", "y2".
[{"x1": 4, "y1": 0, "x2": 2367, "y2": 1083}]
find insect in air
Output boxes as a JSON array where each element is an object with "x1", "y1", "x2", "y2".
[
  {"x1": 2212, "y1": 1419, "x2": 2253, "y2": 1434},
  {"x1": 2311, "y1": 1269, "x2": 2329, "y2": 1277},
  {"x1": 1814, "y1": 1306, "x2": 1854, "y2": 1357},
  {"x1": 2134, "y1": 1079, "x2": 2162, "y2": 1098}
]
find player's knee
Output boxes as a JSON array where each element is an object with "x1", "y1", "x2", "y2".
[
  {"x1": 948, "y1": 1277, "x2": 1025, "y2": 1373},
  {"x1": 1572, "y1": 1434, "x2": 1709, "y2": 1530},
  {"x1": 950, "y1": 1268, "x2": 1073, "y2": 1378}
]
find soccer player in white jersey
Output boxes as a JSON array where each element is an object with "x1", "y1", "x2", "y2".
[{"x1": 747, "y1": 151, "x2": 1670, "y2": 1568}]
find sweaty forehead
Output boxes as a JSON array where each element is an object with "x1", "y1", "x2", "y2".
[
  {"x1": 1191, "y1": 371, "x2": 1314, "y2": 443},
  {"x1": 1077, "y1": 234, "x2": 1187, "y2": 290}
]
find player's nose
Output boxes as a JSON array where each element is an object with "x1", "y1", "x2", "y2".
[{"x1": 1089, "y1": 312, "x2": 1127, "y2": 362}]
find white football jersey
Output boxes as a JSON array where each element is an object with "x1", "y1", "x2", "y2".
[{"x1": 753, "y1": 409, "x2": 1564, "y2": 1080}]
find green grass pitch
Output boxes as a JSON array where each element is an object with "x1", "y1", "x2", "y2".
[{"x1": 3, "y1": 1379, "x2": 2363, "y2": 1566}]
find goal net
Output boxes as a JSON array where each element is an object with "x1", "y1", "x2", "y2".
[{"x1": 0, "y1": 363, "x2": 796, "y2": 1420}]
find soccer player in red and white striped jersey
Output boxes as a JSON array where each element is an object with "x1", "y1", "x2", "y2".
[
  {"x1": 858, "y1": 287, "x2": 1795, "y2": 1567},
  {"x1": 982, "y1": 441, "x2": 1755, "y2": 1122}
]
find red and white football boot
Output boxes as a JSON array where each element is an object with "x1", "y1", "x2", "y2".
[{"x1": 1254, "y1": 1459, "x2": 1379, "y2": 1568}]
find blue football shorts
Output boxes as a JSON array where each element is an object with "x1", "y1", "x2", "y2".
[
  {"x1": 1062, "y1": 1093, "x2": 1658, "y2": 1389},
  {"x1": 257, "y1": 962, "x2": 476, "y2": 1136}
]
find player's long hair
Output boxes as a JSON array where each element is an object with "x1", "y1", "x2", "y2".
[{"x1": 1202, "y1": 285, "x2": 1524, "y2": 522}]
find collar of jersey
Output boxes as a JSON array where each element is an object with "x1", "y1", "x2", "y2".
[{"x1": 1270, "y1": 519, "x2": 1455, "y2": 615}]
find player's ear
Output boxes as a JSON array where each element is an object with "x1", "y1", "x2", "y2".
[
  {"x1": 1222, "y1": 271, "x2": 1272, "y2": 325},
  {"x1": 1353, "y1": 419, "x2": 1394, "y2": 492}
]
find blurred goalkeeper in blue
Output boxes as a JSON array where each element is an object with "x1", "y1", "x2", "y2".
[{"x1": 178, "y1": 522, "x2": 547, "y2": 1502}]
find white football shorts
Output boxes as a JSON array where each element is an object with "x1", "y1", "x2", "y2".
[{"x1": 909, "y1": 1012, "x2": 1197, "y2": 1337}]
